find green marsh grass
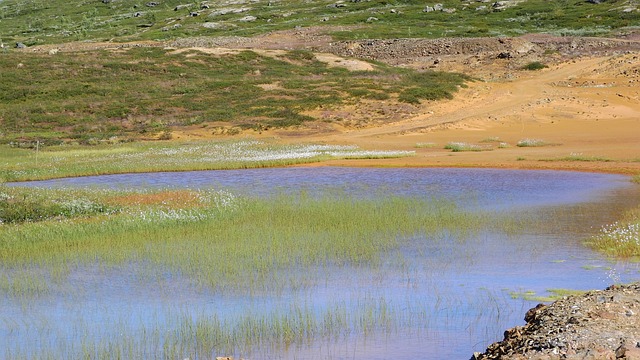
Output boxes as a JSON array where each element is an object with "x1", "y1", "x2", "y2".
[
  {"x1": 0, "y1": 187, "x2": 492, "y2": 296},
  {"x1": 586, "y1": 206, "x2": 640, "y2": 258},
  {"x1": 0, "y1": 186, "x2": 500, "y2": 357},
  {"x1": 0, "y1": 139, "x2": 414, "y2": 181}
]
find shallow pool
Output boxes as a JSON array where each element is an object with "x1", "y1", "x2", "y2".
[{"x1": 4, "y1": 168, "x2": 640, "y2": 359}]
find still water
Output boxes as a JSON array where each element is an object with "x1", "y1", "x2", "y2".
[{"x1": 4, "y1": 167, "x2": 640, "y2": 359}]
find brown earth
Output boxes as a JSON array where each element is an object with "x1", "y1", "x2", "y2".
[{"x1": 28, "y1": 29, "x2": 640, "y2": 175}]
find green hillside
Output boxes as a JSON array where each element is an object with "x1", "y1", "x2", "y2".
[{"x1": 1, "y1": 0, "x2": 637, "y2": 46}]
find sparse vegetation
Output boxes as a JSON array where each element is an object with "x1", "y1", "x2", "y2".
[
  {"x1": 522, "y1": 61, "x2": 548, "y2": 71},
  {"x1": 415, "y1": 142, "x2": 437, "y2": 148},
  {"x1": 540, "y1": 154, "x2": 613, "y2": 162},
  {"x1": 444, "y1": 142, "x2": 492, "y2": 152},
  {"x1": 516, "y1": 139, "x2": 552, "y2": 147}
]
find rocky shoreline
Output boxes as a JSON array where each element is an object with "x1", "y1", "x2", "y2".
[{"x1": 472, "y1": 283, "x2": 640, "y2": 360}]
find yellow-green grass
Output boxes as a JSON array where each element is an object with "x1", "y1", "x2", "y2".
[
  {"x1": 0, "y1": 187, "x2": 490, "y2": 297},
  {"x1": 586, "y1": 206, "x2": 640, "y2": 258},
  {"x1": 0, "y1": 139, "x2": 414, "y2": 182}
]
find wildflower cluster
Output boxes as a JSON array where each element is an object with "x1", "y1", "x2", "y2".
[
  {"x1": 132, "y1": 189, "x2": 241, "y2": 224},
  {"x1": 134, "y1": 208, "x2": 212, "y2": 224},
  {"x1": 516, "y1": 139, "x2": 548, "y2": 147},
  {"x1": 444, "y1": 142, "x2": 489, "y2": 152},
  {"x1": 595, "y1": 221, "x2": 640, "y2": 246},
  {"x1": 56, "y1": 198, "x2": 116, "y2": 216}
]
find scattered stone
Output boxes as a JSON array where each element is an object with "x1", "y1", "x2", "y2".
[
  {"x1": 473, "y1": 283, "x2": 640, "y2": 360},
  {"x1": 174, "y1": 4, "x2": 190, "y2": 11},
  {"x1": 209, "y1": 7, "x2": 250, "y2": 16},
  {"x1": 238, "y1": 15, "x2": 257, "y2": 22}
]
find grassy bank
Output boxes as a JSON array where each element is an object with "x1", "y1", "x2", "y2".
[
  {"x1": 586, "y1": 206, "x2": 640, "y2": 258},
  {"x1": 0, "y1": 139, "x2": 414, "y2": 182}
]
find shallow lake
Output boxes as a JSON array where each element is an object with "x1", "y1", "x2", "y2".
[{"x1": 4, "y1": 167, "x2": 640, "y2": 359}]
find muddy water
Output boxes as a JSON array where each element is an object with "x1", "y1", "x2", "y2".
[{"x1": 4, "y1": 168, "x2": 640, "y2": 359}]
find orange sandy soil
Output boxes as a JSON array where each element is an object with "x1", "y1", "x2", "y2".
[{"x1": 172, "y1": 52, "x2": 640, "y2": 175}]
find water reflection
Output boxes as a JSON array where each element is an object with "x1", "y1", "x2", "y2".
[{"x1": 4, "y1": 168, "x2": 640, "y2": 359}]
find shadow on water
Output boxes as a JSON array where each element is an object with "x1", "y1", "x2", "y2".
[{"x1": 3, "y1": 168, "x2": 640, "y2": 359}]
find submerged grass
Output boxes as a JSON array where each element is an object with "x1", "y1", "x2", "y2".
[{"x1": 0, "y1": 187, "x2": 489, "y2": 297}]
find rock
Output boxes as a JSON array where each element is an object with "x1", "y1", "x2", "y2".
[
  {"x1": 238, "y1": 15, "x2": 257, "y2": 22},
  {"x1": 433, "y1": 3, "x2": 444, "y2": 11},
  {"x1": 423, "y1": 6, "x2": 435, "y2": 12},
  {"x1": 174, "y1": 4, "x2": 190, "y2": 11},
  {"x1": 145, "y1": 1, "x2": 159, "y2": 6},
  {"x1": 209, "y1": 7, "x2": 250, "y2": 16},
  {"x1": 492, "y1": 1, "x2": 510, "y2": 10},
  {"x1": 134, "y1": 12, "x2": 142, "y2": 17},
  {"x1": 587, "y1": 0, "x2": 604, "y2": 3},
  {"x1": 473, "y1": 283, "x2": 640, "y2": 360},
  {"x1": 366, "y1": 17, "x2": 379, "y2": 22},
  {"x1": 327, "y1": 2, "x2": 347, "y2": 8},
  {"x1": 15, "y1": 42, "x2": 26, "y2": 49},
  {"x1": 189, "y1": 11, "x2": 199, "y2": 16},
  {"x1": 525, "y1": 303, "x2": 547, "y2": 322},
  {"x1": 48, "y1": 48, "x2": 59, "y2": 55}
]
